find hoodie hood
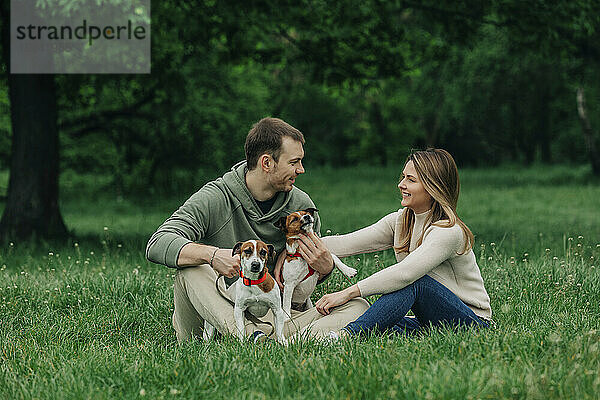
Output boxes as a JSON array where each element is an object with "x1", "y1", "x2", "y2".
[{"x1": 221, "y1": 160, "x2": 294, "y2": 222}]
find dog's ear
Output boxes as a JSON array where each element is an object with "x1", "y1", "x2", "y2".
[
  {"x1": 266, "y1": 244, "x2": 276, "y2": 264},
  {"x1": 303, "y1": 207, "x2": 319, "y2": 216},
  {"x1": 232, "y1": 242, "x2": 243, "y2": 256},
  {"x1": 274, "y1": 216, "x2": 288, "y2": 232}
]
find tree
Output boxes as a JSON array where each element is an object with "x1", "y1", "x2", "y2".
[
  {"x1": 5, "y1": 0, "x2": 598, "y2": 241},
  {"x1": 0, "y1": 0, "x2": 496, "y2": 240},
  {"x1": 577, "y1": 87, "x2": 600, "y2": 174},
  {"x1": 0, "y1": 1, "x2": 67, "y2": 240},
  {"x1": 491, "y1": 0, "x2": 600, "y2": 173}
]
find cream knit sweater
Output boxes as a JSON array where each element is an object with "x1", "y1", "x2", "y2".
[{"x1": 322, "y1": 209, "x2": 492, "y2": 320}]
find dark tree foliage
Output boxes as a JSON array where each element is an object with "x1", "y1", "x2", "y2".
[{"x1": 0, "y1": 0, "x2": 599, "y2": 241}]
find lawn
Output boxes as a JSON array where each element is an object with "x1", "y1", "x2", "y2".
[{"x1": 1, "y1": 165, "x2": 599, "y2": 399}]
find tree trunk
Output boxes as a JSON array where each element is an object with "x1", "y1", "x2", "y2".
[
  {"x1": 576, "y1": 87, "x2": 600, "y2": 176},
  {"x1": 0, "y1": 74, "x2": 68, "y2": 241},
  {"x1": 0, "y1": 1, "x2": 67, "y2": 241}
]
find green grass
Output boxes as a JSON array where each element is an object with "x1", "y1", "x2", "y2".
[{"x1": 1, "y1": 165, "x2": 600, "y2": 399}]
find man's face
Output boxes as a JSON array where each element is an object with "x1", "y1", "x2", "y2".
[{"x1": 267, "y1": 137, "x2": 305, "y2": 192}]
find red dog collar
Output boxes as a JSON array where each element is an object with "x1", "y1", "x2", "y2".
[
  {"x1": 287, "y1": 252, "x2": 316, "y2": 281},
  {"x1": 240, "y1": 270, "x2": 267, "y2": 286},
  {"x1": 302, "y1": 267, "x2": 315, "y2": 281}
]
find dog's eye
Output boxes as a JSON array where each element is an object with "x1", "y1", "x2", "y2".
[
  {"x1": 259, "y1": 250, "x2": 267, "y2": 257},
  {"x1": 243, "y1": 249, "x2": 253, "y2": 255},
  {"x1": 290, "y1": 217, "x2": 298, "y2": 222}
]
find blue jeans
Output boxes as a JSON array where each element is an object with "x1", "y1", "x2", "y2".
[{"x1": 345, "y1": 275, "x2": 488, "y2": 336}]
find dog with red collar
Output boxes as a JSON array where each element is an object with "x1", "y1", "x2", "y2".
[
  {"x1": 275, "y1": 208, "x2": 357, "y2": 320},
  {"x1": 203, "y1": 239, "x2": 287, "y2": 344}
]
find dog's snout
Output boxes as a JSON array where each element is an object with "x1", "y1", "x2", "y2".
[{"x1": 250, "y1": 261, "x2": 261, "y2": 272}]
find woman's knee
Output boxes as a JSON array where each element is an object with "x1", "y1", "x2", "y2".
[{"x1": 412, "y1": 274, "x2": 437, "y2": 287}]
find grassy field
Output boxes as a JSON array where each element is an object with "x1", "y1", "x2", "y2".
[{"x1": 1, "y1": 165, "x2": 600, "y2": 399}]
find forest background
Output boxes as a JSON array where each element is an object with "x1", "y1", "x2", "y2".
[{"x1": 0, "y1": 0, "x2": 599, "y2": 242}]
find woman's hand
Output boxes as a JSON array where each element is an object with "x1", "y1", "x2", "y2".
[{"x1": 315, "y1": 284, "x2": 361, "y2": 315}]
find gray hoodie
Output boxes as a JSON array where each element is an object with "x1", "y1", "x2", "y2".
[{"x1": 146, "y1": 161, "x2": 320, "y2": 278}]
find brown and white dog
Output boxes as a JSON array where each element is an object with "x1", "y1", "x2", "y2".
[
  {"x1": 203, "y1": 240, "x2": 287, "y2": 344},
  {"x1": 275, "y1": 208, "x2": 357, "y2": 320}
]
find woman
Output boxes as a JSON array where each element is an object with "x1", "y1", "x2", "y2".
[{"x1": 316, "y1": 148, "x2": 491, "y2": 336}]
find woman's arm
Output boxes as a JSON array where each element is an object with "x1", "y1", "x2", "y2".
[
  {"x1": 314, "y1": 225, "x2": 464, "y2": 315},
  {"x1": 321, "y1": 211, "x2": 398, "y2": 257},
  {"x1": 357, "y1": 225, "x2": 464, "y2": 297},
  {"x1": 315, "y1": 284, "x2": 361, "y2": 315}
]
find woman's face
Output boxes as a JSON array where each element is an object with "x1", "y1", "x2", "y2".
[{"x1": 398, "y1": 160, "x2": 433, "y2": 214}]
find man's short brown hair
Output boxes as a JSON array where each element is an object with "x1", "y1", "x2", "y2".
[{"x1": 245, "y1": 117, "x2": 305, "y2": 170}]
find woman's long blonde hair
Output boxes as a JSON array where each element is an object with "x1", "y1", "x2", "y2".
[{"x1": 395, "y1": 148, "x2": 474, "y2": 254}]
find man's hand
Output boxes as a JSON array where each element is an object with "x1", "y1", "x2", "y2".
[
  {"x1": 315, "y1": 284, "x2": 360, "y2": 315},
  {"x1": 274, "y1": 250, "x2": 286, "y2": 290},
  {"x1": 210, "y1": 249, "x2": 241, "y2": 278},
  {"x1": 177, "y1": 243, "x2": 240, "y2": 278},
  {"x1": 296, "y1": 231, "x2": 334, "y2": 277}
]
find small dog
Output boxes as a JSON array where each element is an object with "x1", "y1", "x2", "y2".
[
  {"x1": 203, "y1": 239, "x2": 287, "y2": 344},
  {"x1": 275, "y1": 208, "x2": 357, "y2": 319}
]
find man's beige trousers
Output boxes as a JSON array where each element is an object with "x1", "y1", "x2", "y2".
[{"x1": 172, "y1": 264, "x2": 369, "y2": 342}]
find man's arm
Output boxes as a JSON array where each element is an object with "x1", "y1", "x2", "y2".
[
  {"x1": 146, "y1": 183, "x2": 238, "y2": 276},
  {"x1": 177, "y1": 243, "x2": 240, "y2": 278},
  {"x1": 309, "y1": 210, "x2": 334, "y2": 279},
  {"x1": 146, "y1": 189, "x2": 208, "y2": 268}
]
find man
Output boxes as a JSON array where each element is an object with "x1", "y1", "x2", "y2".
[{"x1": 146, "y1": 117, "x2": 368, "y2": 342}]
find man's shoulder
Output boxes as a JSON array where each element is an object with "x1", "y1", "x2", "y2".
[
  {"x1": 288, "y1": 186, "x2": 316, "y2": 208},
  {"x1": 192, "y1": 162, "x2": 241, "y2": 196},
  {"x1": 184, "y1": 178, "x2": 230, "y2": 206}
]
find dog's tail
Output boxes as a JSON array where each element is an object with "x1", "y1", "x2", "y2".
[{"x1": 331, "y1": 253, "x2": 358, "y2": 278}]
